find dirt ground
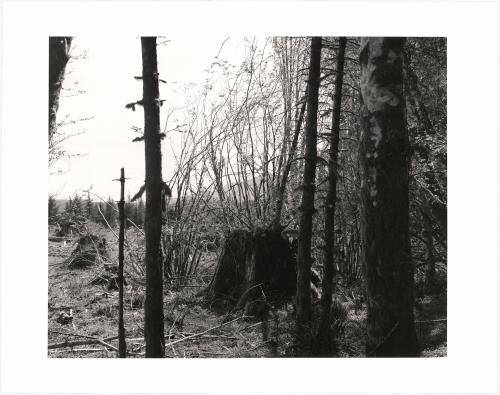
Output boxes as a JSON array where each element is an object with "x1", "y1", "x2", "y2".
[{"x1": 48, "y1": 229, "x2": 446, "y2": 358}]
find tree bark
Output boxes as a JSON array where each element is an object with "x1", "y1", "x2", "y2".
[
  {"x1": 318, "y1": 37, "x2": 346, "y2": 342},
  {"x1": 359, "y1": 37, "x2": 418, "y2": 357},
  {"x1": 296, "y1": 37, "x2": 322, "y2": 338},
  {"x1": 49, "y1": 37, "x2": 72, "y2": 143},
  {"x1": 117, "y1": 168, "x2": 127, "y2": 358},
  {"x1": 142, "y1": 37, "x2": 165, "y2": 358},
  {"x1": 272, "y1": 85, "x2": 308, "y2": 229}
]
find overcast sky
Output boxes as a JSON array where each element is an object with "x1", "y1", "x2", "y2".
[{"x1": 49, "y1": 35, "x2": 247, "y2": 201}]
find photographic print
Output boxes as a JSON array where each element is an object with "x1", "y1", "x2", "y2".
[{"x1": 48, "y1": 36, "x2": 447, "y2": 359}]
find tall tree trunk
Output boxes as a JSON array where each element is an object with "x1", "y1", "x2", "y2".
[
  {"x1": 272, "y1": 85, "x2": 308, "y2": 229},
  {"x1": 49, "y1": 37, "x2": 72, "y2": 143},
  {"x1": 359, "y1": 37, "x2": 418, "y2": 357},
  {"x1": 318, "y1": 37, "x2": 347, "y2": 342},
  {"x1": 296, "y1": 37, "x2": 322, "y2": 338},
  {"x1": 142, "y1": 37, "x2": 165, "y2": 358},
  {"x1": 117, "y1": 168, "x2": 127, "y2": 358}
]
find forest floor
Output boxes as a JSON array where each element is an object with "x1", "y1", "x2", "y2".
[{"x1": 48, "y1": 228, "x2": 446, "y2": 358}]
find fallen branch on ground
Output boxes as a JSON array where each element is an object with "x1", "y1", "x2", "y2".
[
  {"x1": 134, "y1": 315, "x2": 250, "y2": 354},
  {"x1": 49, "y1": 330, "x2": 117, "y2": 341},
  {"x1": 180, "y1": 333, "x2": 240, "y2": 340},
  {"x1": 415, "y1": 318, "x2": 447, "y2": 323},
  {"x1": 240, "y1": 321, "x2": 263, "y2": 332},
  {"x1": 164, "y1": 315, "x2": 249, "y2": 348},
  {"x1": 49, "y1": 347, "x2": 106, "y2": 354},
  {"x1": 48, "y1": 335, "x2": 142, "y2": 357},
  {"x1": 48, "y1": 335, "x2": 118, "y2": 349}
]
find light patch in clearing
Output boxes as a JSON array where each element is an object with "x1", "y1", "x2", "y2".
[
  {"x1": 366, "y1": 153, "x2": 371, "y2": 159},
  {"x1": 373, "y1": 201, "x2": 377, "y2": 207},
  {"x1": 373, "y1": 152, "x2": 379, "y2": 159}
]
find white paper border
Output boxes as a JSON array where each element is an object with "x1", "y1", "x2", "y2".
[{"x1": 1, "y1": 1, "x2": 498, "y2": 394}]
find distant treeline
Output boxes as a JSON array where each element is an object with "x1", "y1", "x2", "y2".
[{"x1": 48, "y1": 194, "x2": 145, "y2": 228}]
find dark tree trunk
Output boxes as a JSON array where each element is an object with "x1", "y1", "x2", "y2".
[
  {"x1": 49, "y1": 37, "x2": 72, "y2": 143},
  {"x1": 422, "y1": 208, "x2": 436, "y2": 290},
  {"x1": 296, "y1": 37, "x2": 322, "y2": 337},
  {"x1": 117, "y1": 168, "x2": 127, "y2": 358},
  {"x1": 272, "y1": 85, "x2": 308, "y2": 230},
  {"x1": 142, "y1": 37, "x2": 165, "y2": 358},
  {"x1": 318, "y1": 37, "x2": 347, "y2": 343},
  {"x1": 359, "y1": 37, "x2": 419, "y2": 357}
]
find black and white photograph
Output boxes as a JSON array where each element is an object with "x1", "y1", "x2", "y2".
[
  {"x1": 1, "y1": 1, "x2": 498, "y2": 394},
  {"x1": 47, "y1": 36, "x2": 447, "y2": 359}
]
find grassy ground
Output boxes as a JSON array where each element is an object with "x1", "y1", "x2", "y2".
[
  {"x1": 48, "y1": 229, "x2": 287, "y2": 358},
  {"x1": 48, "y1": 228, "x2": 446, "y2": 358}
]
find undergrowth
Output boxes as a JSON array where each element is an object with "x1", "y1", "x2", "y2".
[{"x1": 48, "y1": 226, "x2": 446, "y2": 358}]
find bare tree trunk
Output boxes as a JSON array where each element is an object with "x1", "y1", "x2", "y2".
[
  {"x1": 117, "y1": 168, "x2": 127, "y2": 358},
  {"x1": 296, "y1": 37, "x2": 322, "y2": 339},
  {"x1": 142, "y1": 37, "x2": 165, "y2": 358},
  {"x1": 318, "y1": 37, "x2": 347, "y2": 342},
  {"x1": 272, "y1": 85, "x2": 308, "y2": 229},
  {"x1": 359, "y1": 37, "x2": 418, "y2": 357},
  {"x1": 49, "y1": 37, "x2": 72, "y2": 142}
]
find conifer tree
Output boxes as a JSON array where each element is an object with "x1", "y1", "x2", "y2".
[
  {"x1": 141, "y1": 36, "x2": 165, "y2": 358},
  {"x1": 85, "y1": 193, "x2": 94, "y2": 222},
  {"x1": 104, "y1": 197, "x2": 117, "y2": 227},
  {"x1": 48, "y1": 194, "x2": 59, "y2": 224},
  {"x1": 296, "y1": 36, "x2": 322, "y2": 340}
]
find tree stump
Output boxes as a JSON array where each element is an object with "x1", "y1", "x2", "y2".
[
  {"x1": 67, "y1": 235, "x2": 107, "y2": 269},
  {"x1": 207, "y1": 227, "x2": 296, "y2": 312}
]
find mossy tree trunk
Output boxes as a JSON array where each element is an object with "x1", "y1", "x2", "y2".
[
  {"x1": 359, "y1": 37, "x2": 419, "y2": 357},
  {"x1": 49, "y1": 37, "x2": 72, "y2": 143},
  {"x1": 142, "y1": 37, "x2": 165, "y2": 358},
  {"x1": 296, "y1": 36, "x2": 322, "y2": 338}
]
